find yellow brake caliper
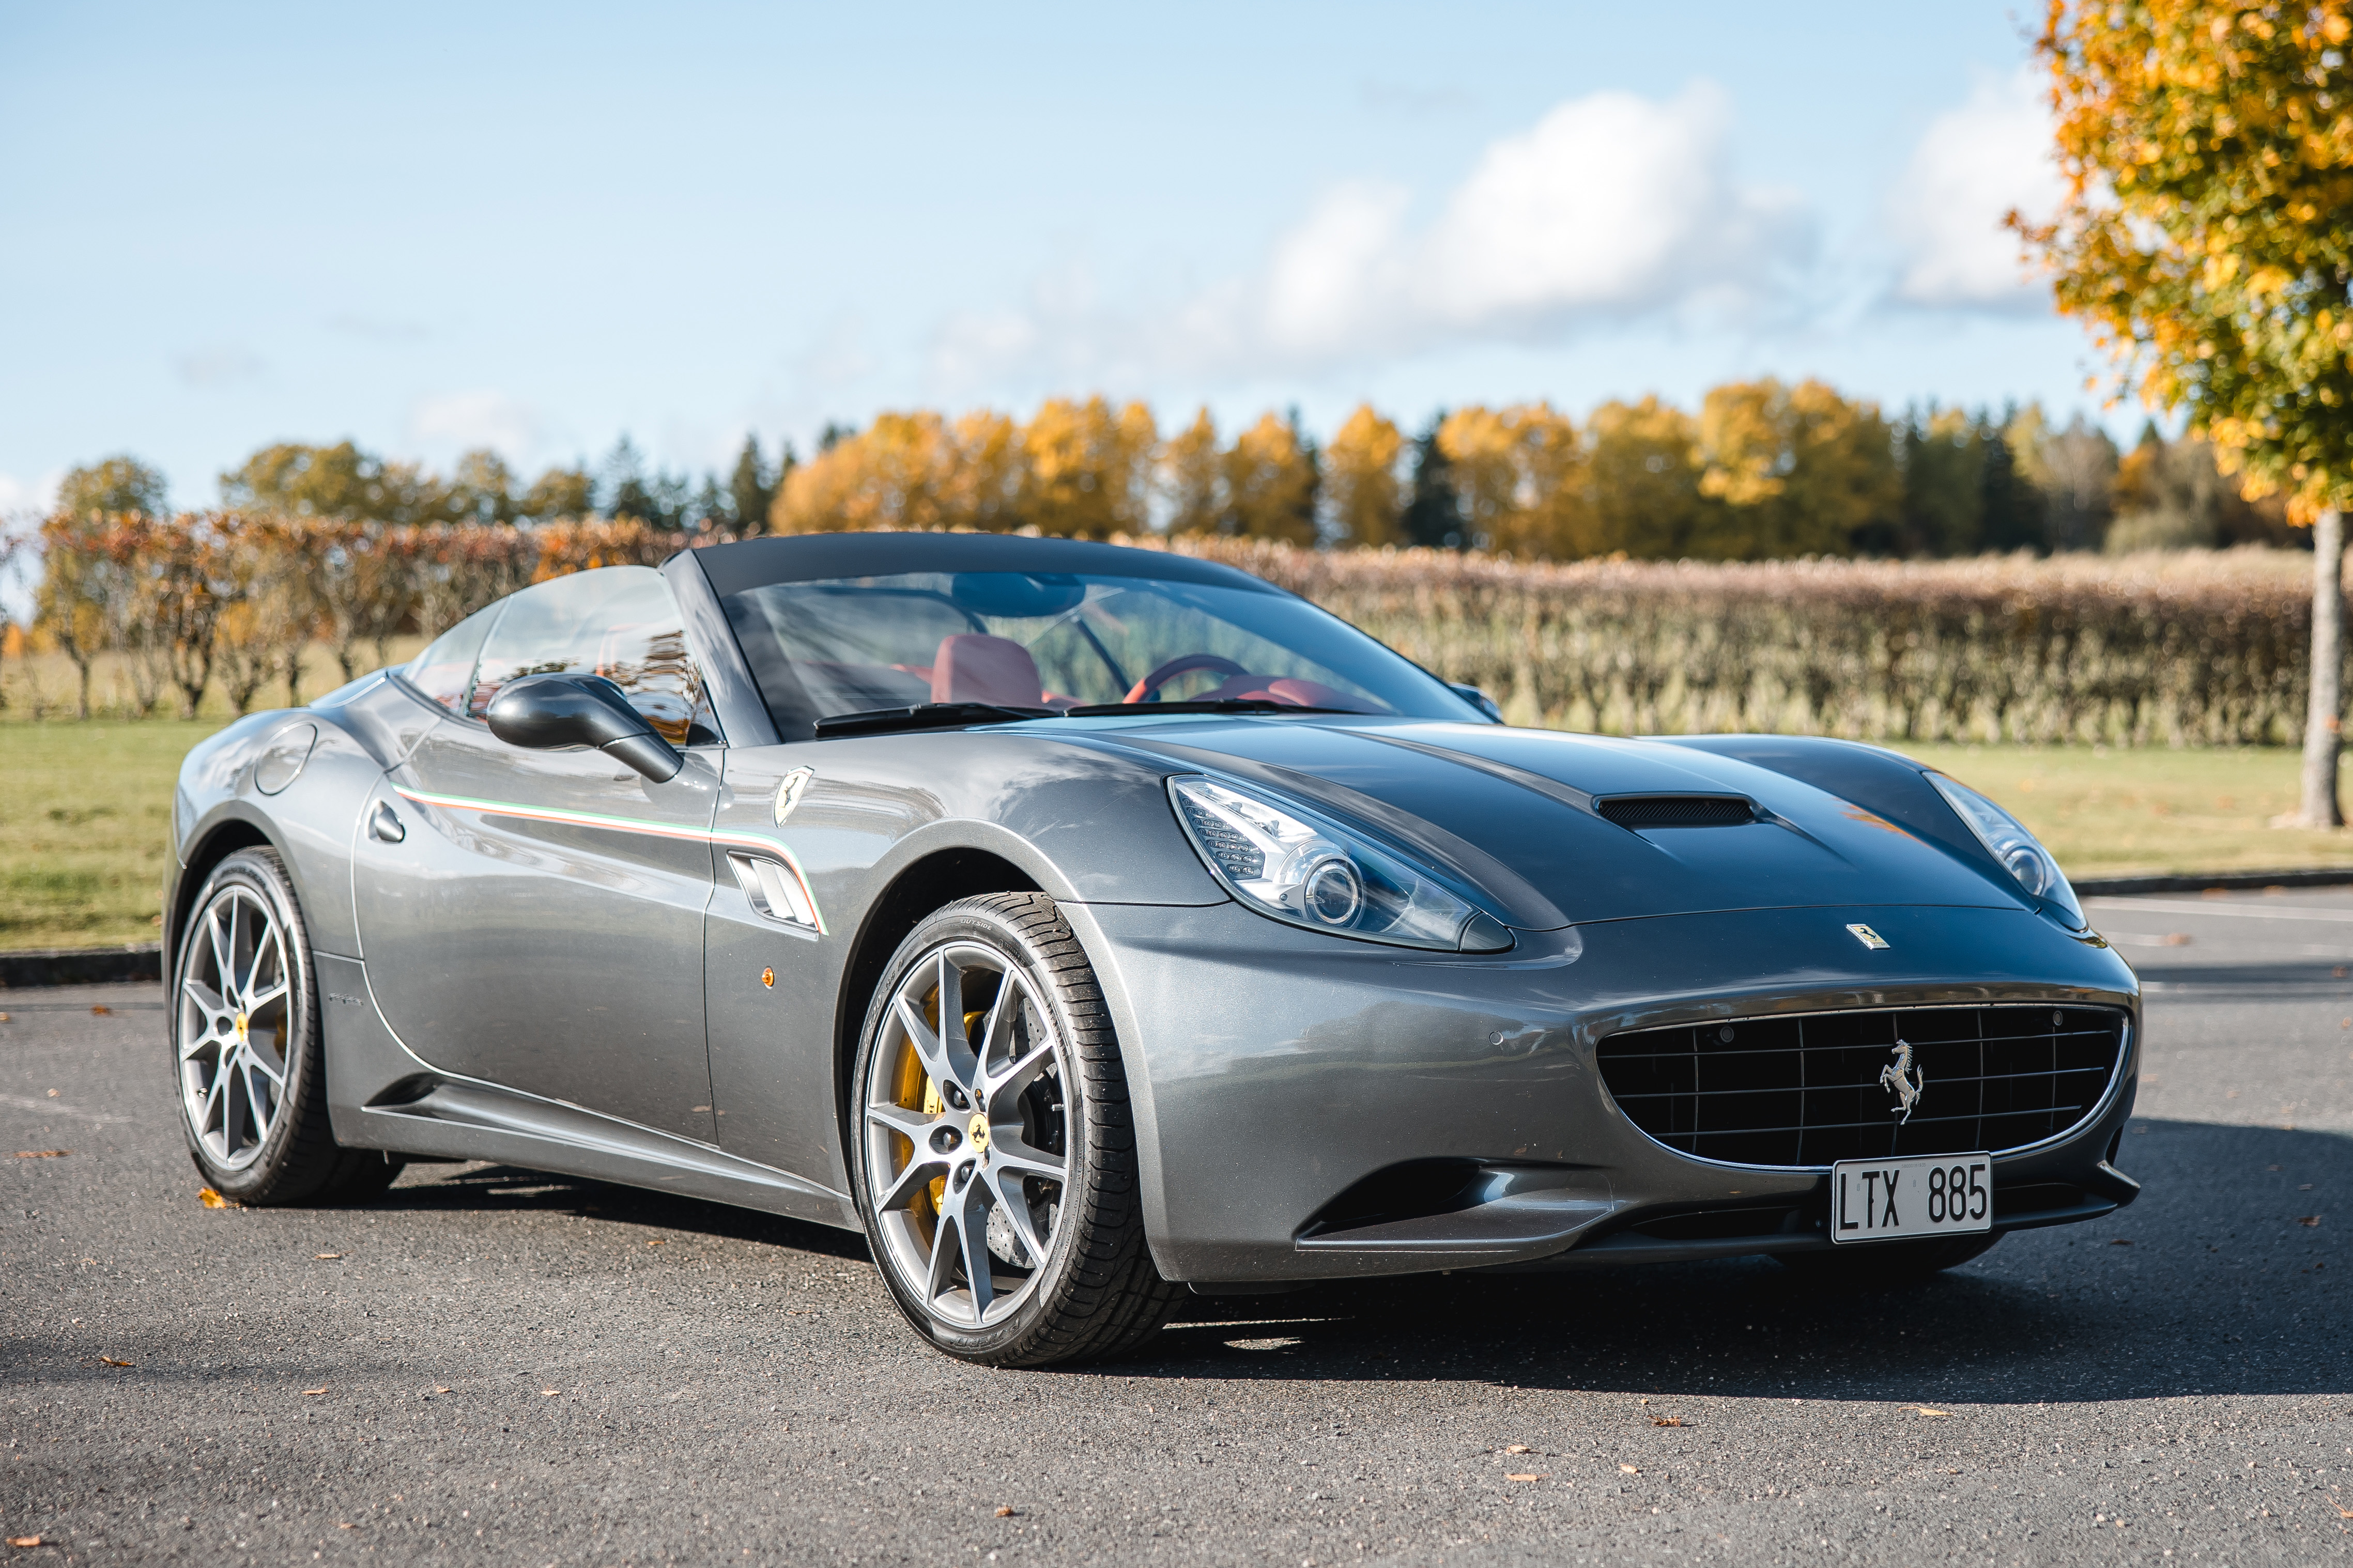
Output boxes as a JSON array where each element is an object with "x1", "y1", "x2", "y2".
[{"x1": 893, "y1": 997, "x2": 988, "y2": 1233}]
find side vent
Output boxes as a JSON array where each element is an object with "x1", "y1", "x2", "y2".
[
  {"x1": 726, "y1": 851, "x2": 820, "y2": 930},
  {"x1": 1595, "y1": 795, "x2": 1755, "y2": 829}
]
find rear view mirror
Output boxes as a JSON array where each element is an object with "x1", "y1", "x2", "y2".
[{"x1": 485, "y1": 674, "x2": 684, "y2": 782}]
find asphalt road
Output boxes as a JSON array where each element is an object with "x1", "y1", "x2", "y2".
[{"x1": 4, "y1": 888, "x2": 2350, "y2": 1567}]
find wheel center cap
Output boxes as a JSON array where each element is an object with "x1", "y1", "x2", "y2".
[{"x1": 966, "y1": 1113, "x2": 990, "y2": 1152}]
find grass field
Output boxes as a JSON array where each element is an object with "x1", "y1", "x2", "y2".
[{"x1": 3, "y1": 716, "x2": 2350, "y2": 951}]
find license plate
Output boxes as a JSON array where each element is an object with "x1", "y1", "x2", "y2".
[{"x1": 1831, "y1": 1154, "x2": 1992, "y2": 1244}]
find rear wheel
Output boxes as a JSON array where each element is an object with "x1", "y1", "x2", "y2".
[
  {"x1": 1777, "y1": 1232, "x2": 2001, "y2": 1285},
  {"x1": 173, "y1": 847, "x2": 404, "y2": 1205},
  {"x1": 850, "y1": 893, "x2": 1179, "y2": 1366}
]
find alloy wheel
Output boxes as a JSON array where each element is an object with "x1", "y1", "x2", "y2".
[
  {"x1": 860, "y1": 941, "x2": 1073, "y2": 1329},
  {"x1": 176, "y1": 884, "x2": 293, "y2": 1170}
]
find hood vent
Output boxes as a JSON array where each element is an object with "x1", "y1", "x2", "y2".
[{"x1": 1596, "y1": 794, "x2": 1755, "y2": 830}]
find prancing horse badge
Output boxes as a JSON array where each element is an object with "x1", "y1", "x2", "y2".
[{"x1": 1846, "y1": 923, "x2": 1890, "y2": 950}]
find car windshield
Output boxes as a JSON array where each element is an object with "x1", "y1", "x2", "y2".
[{"x1": 719, "y1": 569, "x2": 1480, "y2": 738}]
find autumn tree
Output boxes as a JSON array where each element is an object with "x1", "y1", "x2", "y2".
[
  {"x1": 1019, "y1": 396, "x2": 1157, "y2": 537},
  {"x1": 1693, "y1": 379, "x2": 1900, "y2": 558},
  {"x1": 1161, "y1": 410, "x2": 1224, "y2": 537},
  {"x1": 2016, "y1": 0, "x2": 2353, "y2": 824},
  {"x1": 1221, "y1": 412, "x2": 1318, "y2": 544},
  {"x1": 1436, "y1": 405, "x2": 1584, "y2": 557},
  {"x1": 1581, "y1": 397, "x2": 1706, "y2": 558},
  {"x1": 1321, "y1": 405, "x2": 1406, "y2": 548},
  {"x1": 56, "y1": 455, "x2": 167, "y2": 518}
]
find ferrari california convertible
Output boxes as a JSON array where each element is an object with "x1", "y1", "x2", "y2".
[{"x1": 166, "y1": 531, "x2": 2141, "y2": 1364}]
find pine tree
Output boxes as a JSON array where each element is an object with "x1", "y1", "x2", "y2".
[{"x1": 1401, "y1": 413, "x2": 1463, "y2": 550}]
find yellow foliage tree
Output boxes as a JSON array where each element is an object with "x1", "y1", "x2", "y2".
[
  {"x1": 1221, "y1": 413, "x2": 1318, "y2": 545},
  {"x1": 1019, "y1": 396, "x2": 1157, "y2": 538},
  {"x1": 1161, "y1": 409, "x2": 1223, "y2": 536},
  {"x1": 2012, "y1": 0, "x2": 2353, "y2": 824},
  {"x1": 1693, "y1": 379, "x2": 1898, "y2": 558},
  {"x1": 1580, "y1": 397, "x2": 1706, "y2": 558},
  {"x1": 1436, "y1": 404, "x2": 1585, "y2": 557},
  {"x1": 1321, "y1": 405, "x2": 1406, "y2": 548}
]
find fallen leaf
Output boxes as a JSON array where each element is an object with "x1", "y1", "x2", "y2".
[
  {"x1": 646, "y1": 1238, "x2": 665, "y2": 1247},
  {"x1": 197, "y1": 1188, "x2": 229, "y2": 1209},
  {"x1": 335, "y1": 1523, "x2": 357, "y2": 1530},
  {"x1": 2298, "y1": 1216, "x2": 2322, "y2": 1227},
  {"x1": 2163, "y1": 933, "x2": 2191, "y2": 946},
  {"x1": 994, "y1": 1506, "x2": 1017, "y2": 1518},
  {"x1": 541, "y1": 1388, "x2": 560, "y2": 1396},
  {"x1": 1503, "y1": 1445, "x2": 1533, "y2": 1454},
  {"x1": 2110, "y1": 1238, "x2": 2133, "y2": 1246},
  {"x1": 1506, "y1": 1473, "x2": 1545, "y2": 1483},
  {"x1": 0, "y1": 1012, "x2": 10, "y2": 1022},
  {"x1": 1653, "y1": 1417, "x2": 1685, "y2": 1427},
  {"x1": 1620, "y1": 1464, "x2": 1640, "y2": 1474},
  {"x1": 315, "y1": 1253, "x2": 344, "y2": 1260},
  {"x1": 1912, "y1": 1407, "x2": 1951, "y2": 1418},
  {"x1": 96, "y1": 1357, "x2": 131, "y2": 1368},
  {"x1": 14, "y1": 1151, "x2": 67, "y2": 1159},
  {"x1": 434, "y1": 1386, "x2": 450, "y2": 1394},
  {"x1": 7, "y1": 1536, "x2": 40, "y2": 1548},
  {"x1": 302, "y1": 1387, "x2": 328, "y2": 1396},
  {"x1": 89, "y1": 1005, "x2": 111, "y2": 1016}
]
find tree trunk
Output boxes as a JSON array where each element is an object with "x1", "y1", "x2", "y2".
[{"x1": 2299, "y1": 505, "x2": 2346, "y2": 828}]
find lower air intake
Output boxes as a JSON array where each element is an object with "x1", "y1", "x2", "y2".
[{"x1": 1597, "y1": 1004, "x2": 2129, "y2": 1169}]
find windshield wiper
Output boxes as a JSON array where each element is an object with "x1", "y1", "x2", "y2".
[
  {"x1": 1055, "y1": 698, "x2": 1368, "y2": 718},
  {"x1": 812, "y1": 702, "x2": 1052, "y2": 739}
]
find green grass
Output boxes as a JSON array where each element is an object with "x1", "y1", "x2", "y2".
[
  {"x1": 1, "y1": 719, "x2": 2347, "y2": 951},
  {"x1": 1887, "y1": 743, "x2": 2353, "y2": 882},
  {"x1": 0, "y1": 720, "x2": 224, "y2": 950}
]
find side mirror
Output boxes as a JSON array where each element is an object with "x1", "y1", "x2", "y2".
[
  {"x1": 485, "y1": 674, "x2": 684, "y2": 782},
  {"x1": 1447, "y1": 681, "x2": 1504, "y2": 723}
]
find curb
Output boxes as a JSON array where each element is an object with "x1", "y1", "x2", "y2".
[
  {"x1": 0, "y1": 943, "x2": 163, "y2": 989},
  {"x1": 2071, "y1": 867, "x2": 2353, "y2": 897}
]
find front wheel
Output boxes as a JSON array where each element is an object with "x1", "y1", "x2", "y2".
[
  {"x1": 850, "y1": 893, "x2": 1180, "y2": 1366},
  {"x1": 173, "y1": 847, "x2": 403, "y2": 1205}
]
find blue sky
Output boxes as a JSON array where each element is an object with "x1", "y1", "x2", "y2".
[{"x1": 0, "y1": 2, "x2": 2120, "y2": 513}]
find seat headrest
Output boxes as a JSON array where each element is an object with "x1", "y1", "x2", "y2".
[{"x1": 930, "y1": 634, "x2": 1044, "y2": 708}]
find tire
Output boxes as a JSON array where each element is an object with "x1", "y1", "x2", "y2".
[
  {"x1": 1776, "y1": 1232, "x2": 2001, "y2": 1285},
  {"x1": 849, "y1": 893, "x2": 1180, "y2": 1367},
  {"x1": 171, "y1": 847, "x2": 404, "y2": 1205}
]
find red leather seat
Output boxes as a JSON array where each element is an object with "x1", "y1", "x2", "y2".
[{"x1": 931, "y1": 634, "x2": 1045, "y2": 707}]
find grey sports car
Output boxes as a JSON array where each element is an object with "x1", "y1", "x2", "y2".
[{"x1": 166, "y1": 532, "x2": 2141, "y2": 1365}]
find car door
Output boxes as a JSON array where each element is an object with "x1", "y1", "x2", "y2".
[{"x1": 352, "y1": 566, "x2": 725, "y2": 1142}]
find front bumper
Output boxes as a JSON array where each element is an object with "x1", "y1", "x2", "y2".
[{"x1": 1068, "y1": 899, "x2": 2140, "y2": 1283}]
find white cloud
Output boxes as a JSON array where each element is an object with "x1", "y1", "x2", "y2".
[
  {"x1": 0, "y1": 470, "x2": 60, "y2": 518},
  {"x1": 928, "y1": 82, "x2": 1811, "y2": 390},
  {"x1": 1887, "y1": 67, "x2": 2061, "y2": 311},
  {"x1": 406, "y1": 390, "x2": 541, "y2": 464}
]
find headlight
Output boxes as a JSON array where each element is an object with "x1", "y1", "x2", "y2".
[
  {"x1": 1169, "y1": 775, "x2": 1514, "y2": 952},
  {"x1": 1926, "y1": 772, "x2": 2083, "y2": 925}
]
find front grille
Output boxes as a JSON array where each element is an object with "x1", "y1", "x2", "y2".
[
  {"x1": 1596, "y1": 795, "x2": 1754, "y2": 829},
  {"x1": 1597, "y1": 1004, "x2": 2128, "y2": 1169}
]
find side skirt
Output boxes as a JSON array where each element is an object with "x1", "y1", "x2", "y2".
[{"x1": 316, "y1": 952, "x2": 857, "y2": 1230}]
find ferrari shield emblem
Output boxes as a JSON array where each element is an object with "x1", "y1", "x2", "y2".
[{"x1": 1846, "y1": 923, "x2": 1890, "y2": 950}]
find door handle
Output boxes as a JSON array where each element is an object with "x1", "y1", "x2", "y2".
[{"x1": 368, "y1": 801, "x2": 406, "y2": 843}]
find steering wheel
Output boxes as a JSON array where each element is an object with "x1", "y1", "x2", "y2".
[{"x1": 1124, "y1": 653, "x2": 1249, "y2": 704}]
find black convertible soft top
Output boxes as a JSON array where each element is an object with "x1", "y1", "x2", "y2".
[{"x1": 684, "y1": 531, "x2": 1281, "y2": 597}]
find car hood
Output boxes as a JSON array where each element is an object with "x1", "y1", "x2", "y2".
[{"x1": 1087, "y1": 717, "x2": 2027, "y2": 930}]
